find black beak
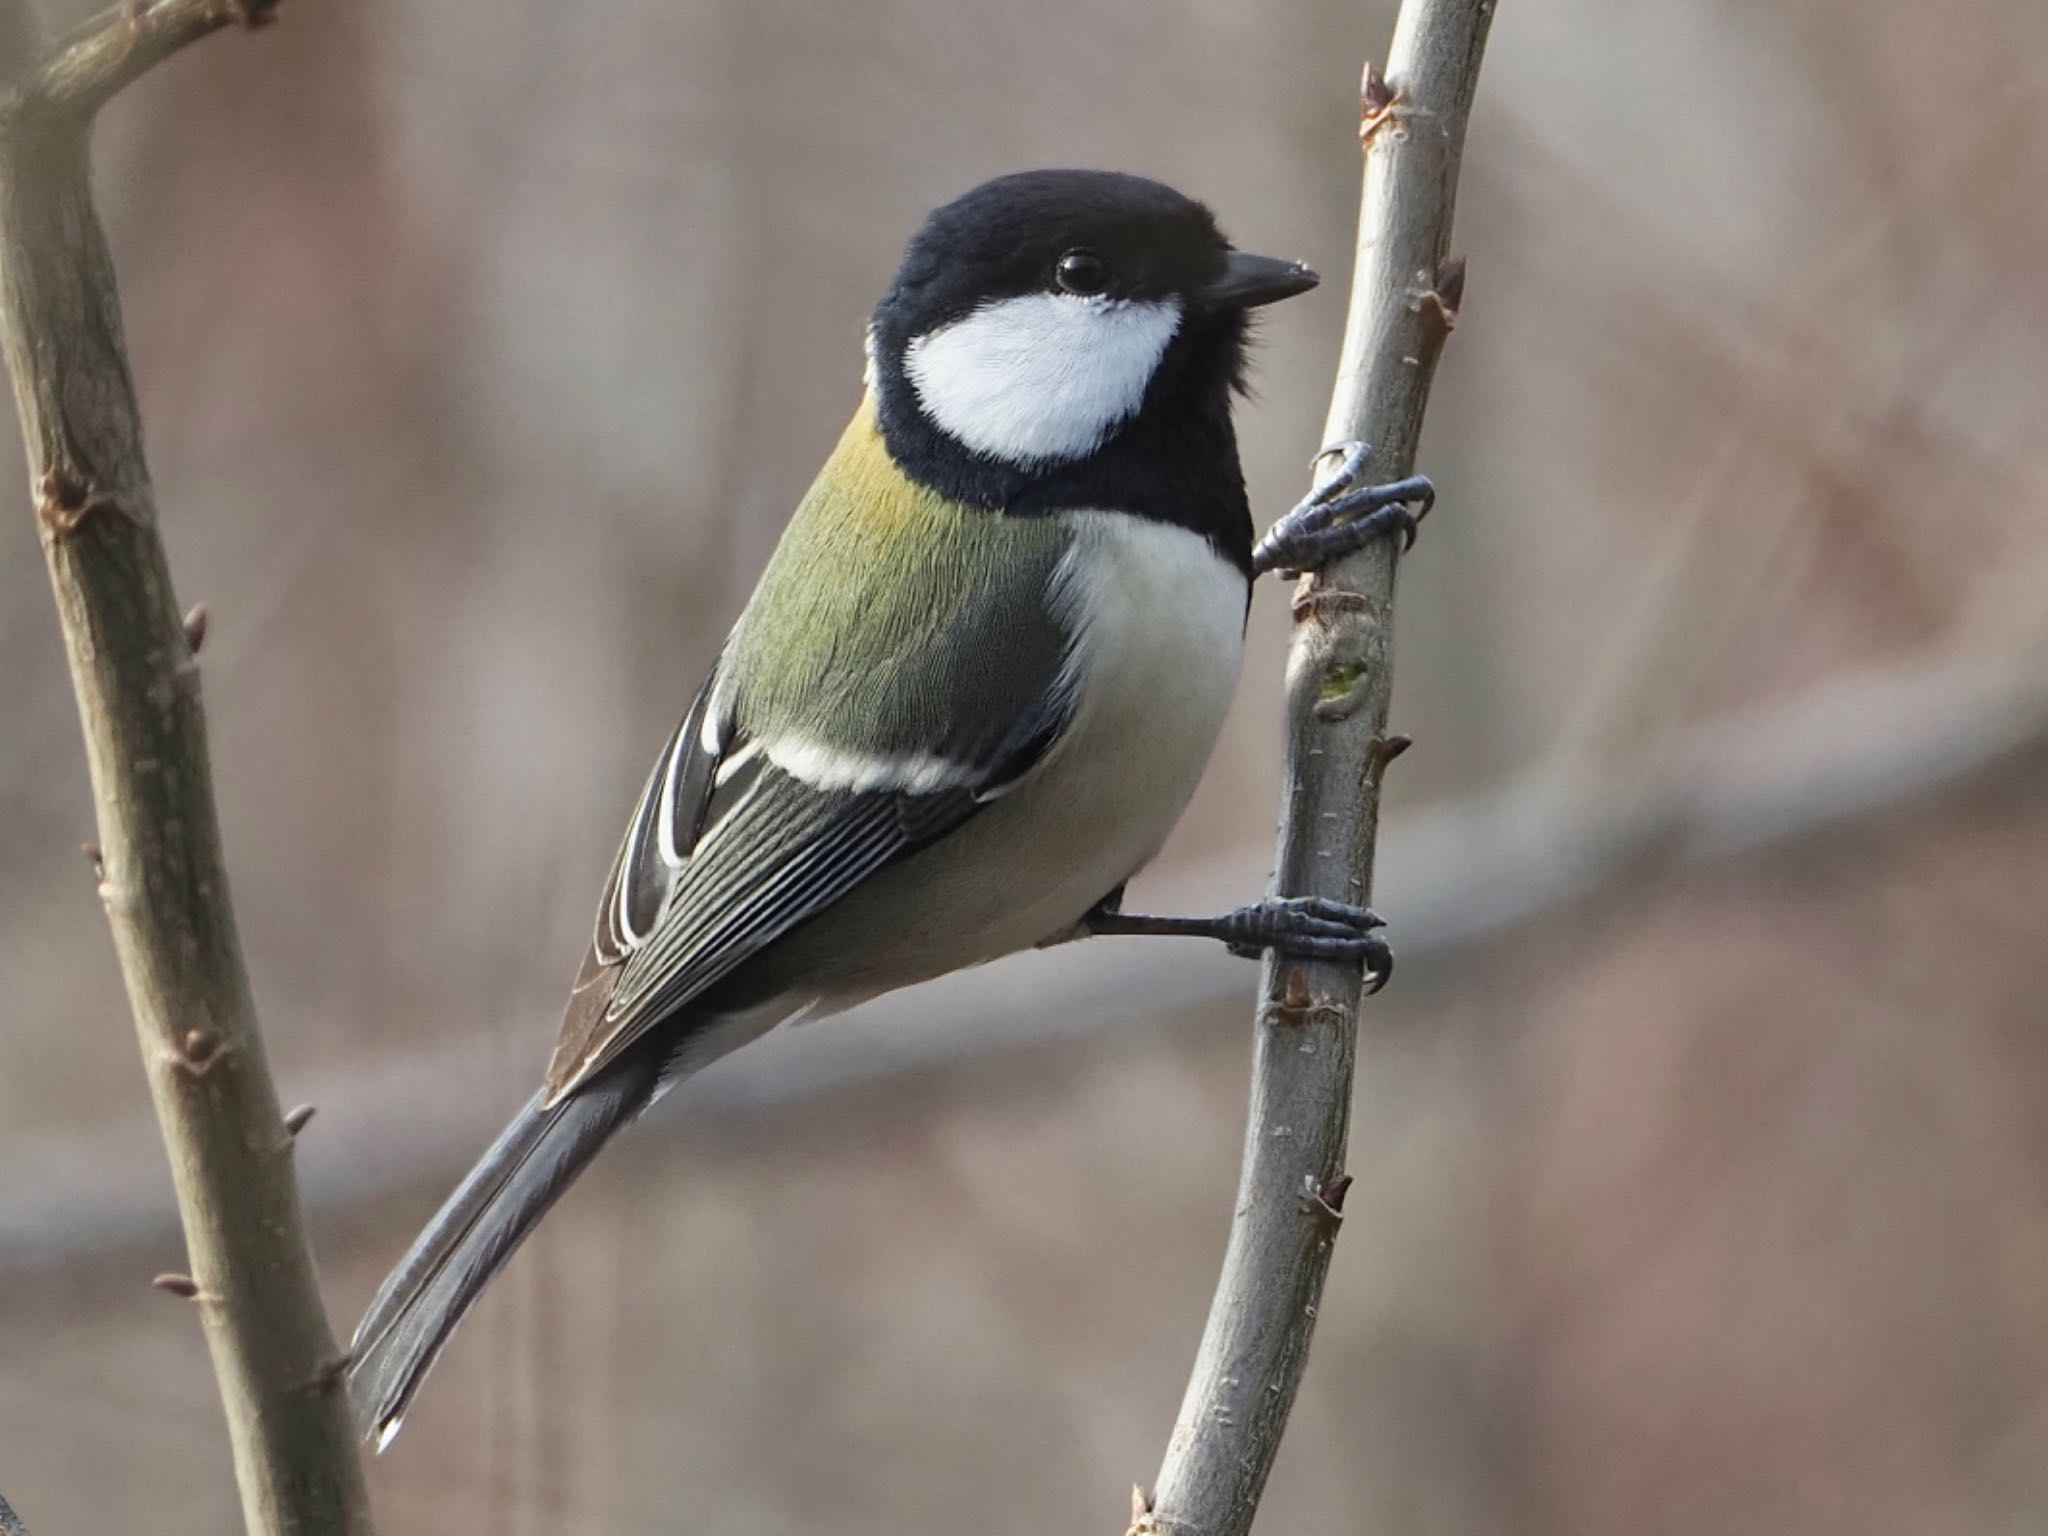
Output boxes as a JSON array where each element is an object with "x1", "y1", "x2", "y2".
[{"x1": 1203, "y1": 250, "x2": 1320, "y2": 309}]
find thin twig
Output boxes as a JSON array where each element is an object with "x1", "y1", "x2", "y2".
[
  {"x1": 1142, "y1": 3, "x2": 1494, "y2": 1531},
  {"x1": 0, "y1": 6, "x2": 373, "y2": 1535}
]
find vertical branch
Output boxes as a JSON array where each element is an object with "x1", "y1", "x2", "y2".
[
  {"x1": 0, "y1": 5, "x2": 373, "y2": 1535},
  {"x1": 1139, "y1": 2, "x2": 1494, "y2": 1532}
]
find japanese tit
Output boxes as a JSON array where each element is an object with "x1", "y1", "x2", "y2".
[{"x1": 349, "y1": 168, "x2": 1431, "y2": 1446}]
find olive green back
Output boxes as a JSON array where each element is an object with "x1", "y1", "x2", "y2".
[{"x1": 725, "y1": 397, "x2": 1075, "y2": 761}]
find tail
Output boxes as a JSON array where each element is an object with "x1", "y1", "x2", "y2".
[{"x1": 346, "y1": 1057, "x2": 655, "y2": 1448}]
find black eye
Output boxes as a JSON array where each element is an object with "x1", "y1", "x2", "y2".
[{"x1": 1055, "y1": 248, "x2": 1110, "y2": 296}]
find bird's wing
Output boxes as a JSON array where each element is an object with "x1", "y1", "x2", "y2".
[
  {"x1": 544, "y1": 462, "x2": 1078, "y2": 1102},
  {"x1": 542, "y1": 677, "x2": 1067, "y2": 1101}
]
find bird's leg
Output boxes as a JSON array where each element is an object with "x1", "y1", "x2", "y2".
[
  {"x1": 1035, "y1": 883, "x2": 1127, "y2": 950},
  {"x1": 1252, "y1": 440, "x2": 1436, "y2": 578},
  {"x1": 1077, "y1": 894, "x2": 1394, "y2": 992}
]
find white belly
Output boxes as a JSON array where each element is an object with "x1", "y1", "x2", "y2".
[
  {"x1": 780, "y1": 511, "x2": 1249, "y2": 1001},
  {"x1": 1020, "y1": 509, "x2": 1250, "y2": 908}
]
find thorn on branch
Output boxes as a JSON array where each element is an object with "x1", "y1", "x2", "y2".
[
  {"x1": 152, "y1": 1271, "x2": 201, "y2": 1298},
  {"x1": 1413, "y1": 256, "x2": 1466, "y2": 334},
  {"x1": 282, "y1": 1102, "x2": 317, "y2": 1137},
  {"x1": 80, "y1": 840, "x2": 103, "y2": 879},
  {"x1": 1361, "y1": 60, "x2": 1391, "y2": 113},
  {"x1": 1366, "y1": 732, "x2": 1413, "y2": 788},
  {"x1": 228, "y1": 0, "x2": 281, "y2": 28},
  {"x1": 182, "y1": 602, "x2": 208, "y2": 653},
  {"x1": 1437, "y1": 254, "x2": 1467, "y2": 316}
]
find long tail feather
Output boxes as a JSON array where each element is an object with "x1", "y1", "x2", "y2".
[{"x1": 346, "y1": 1058, "x2": 654, "y2": 1447}]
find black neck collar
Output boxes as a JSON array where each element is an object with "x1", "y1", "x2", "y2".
[{"x1": 869, "y1": 317, "x2": 1256, "y2": 578}]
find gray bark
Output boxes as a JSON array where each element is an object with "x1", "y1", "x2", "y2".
[{"x1": 1141, "y1": 3, "x2": 1495, "y2": 1531}]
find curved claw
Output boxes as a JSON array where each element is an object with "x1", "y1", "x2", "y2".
[
  {"x1": 1254, "y1": 470, "x2": 1437, "y2": 576},
  {"x1": 1219, "y1": 897, "x2": 1395, "y2": 991},
  {"x1": 1364, "y1": 943, "x2": 1394, "y2": 994}
]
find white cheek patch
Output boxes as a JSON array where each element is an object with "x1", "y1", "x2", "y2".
[{"x1": 904, "y1": 293, "x2": 1182, "y2": 466}]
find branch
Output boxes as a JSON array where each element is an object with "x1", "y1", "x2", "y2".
[
  {"x1": 1140, "y1": 3, "x2": 1494, "y2": 1532},
  {"x1": 0, "y1": 1493, "x2": 26, "y2": 1536},
  {"x1": 0, "y1": 9, "x2": 373, "y2": 1536},
  {"x1": 0, "y1": 0, "x2": 276, "y2": 128}
]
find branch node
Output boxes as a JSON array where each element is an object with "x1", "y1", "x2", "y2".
[
  {"x1": 151, "y1": 1271, "x2": 201, "y2": 1298},
  {"x1": 1124, "y1": 1484, "x2": 1161, "y2": 1536},
  {"x1": 303, "y1": 1350, "x2": 351, "y2": 1394},
  {"x1": 1261, "y1": 968, "x2": 1348, "y2": 1032},
  {"x1": 1313, "y1": 660, "x2": 1375, "y2": 722},
  {"x1": 95, "y1": 877, "x2": 140, "y2": 915},
  {"x1": 1280, "y1": 966, "x2": 1311, "y2": 1015},
  {"x1": 35, "y1": 463, "x2": 104, "y2": 535},
  {"x1": 1289, "y1": 584, "x2": 1373, "y2": 626},
  {"x1": 1359, "y1": 61, "x2": 1403, "y2": 145},
  {"x1": 174, "y1": 1027, "x2": 226, "y2": 1076},
  {"x1": 1411, "y1": 258, "x2": 1465, "y2": 335},
  {"x1": 181, "y1": 601, "x2": 208, "y2": 653}
]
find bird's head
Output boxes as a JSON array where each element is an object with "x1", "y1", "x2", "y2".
[{"x1": 866, "y1": 169, "x2": 1317, "y2": 505}]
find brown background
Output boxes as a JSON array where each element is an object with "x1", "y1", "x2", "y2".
[{"x1": 3, "y1": 0, "x2": 2046, "y2": 1531}]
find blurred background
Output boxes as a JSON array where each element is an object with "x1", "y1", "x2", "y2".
[{"x1": 3, "y1": 0, "x2": 2047, "y2": 1530}]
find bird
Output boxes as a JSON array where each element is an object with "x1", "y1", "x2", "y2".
[{"x1": 346, "y1": 168, "x2": 1434, "y2": 1448}]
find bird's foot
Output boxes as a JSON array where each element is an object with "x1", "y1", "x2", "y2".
[
  {"x1": 1081, "y1": 895, "x2": 1393, "y2": 991},
  {"x1": 1252, "y1": 441, "x2": 1435, "y2": 578}
]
